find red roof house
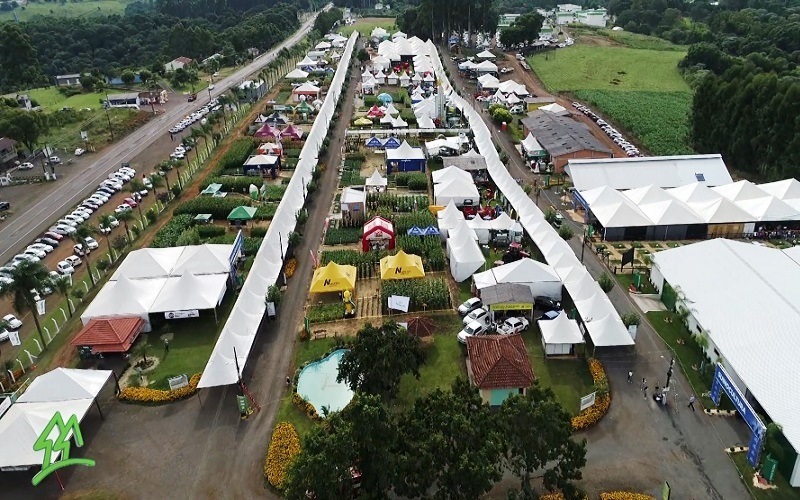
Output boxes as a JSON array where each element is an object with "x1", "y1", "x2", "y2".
[
  {"x1": 466, "y1": 334, "x2": 535, "y2": 406},
  {"x1": 70, "y1": 316, "x2": 145, "y2": 353}
]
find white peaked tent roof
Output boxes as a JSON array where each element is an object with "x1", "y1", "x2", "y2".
[
  {"x1": 462, "y1": 148, "x2": 482, "y2": 158},
  {"x1": 585, "y1": 313, "x2": 634, "y2": 347},
  {"x1": 473, "y1": 258, "x2": 559, "y2": 290},
  {"x1": 580, "y1": 185, "x2": 626, "y2": 207},
  {"x1": 81, "y1": 275, "x2": 162, "y2": 322},
  {"x1": 737, "y1": 196, "x2": 800, "y2": 222},
  {"x1": 399, "y1": 72, "x2": 411, "y2": 82},
  {"x1": 539, "y1": 103, "x2": 569, "y2": 115},
  {"x1": 392, "y1": 30, "x2": 407, "y2": 39},
  {"x1": 17, "y1": 368, "x2": 113, "y2": 403},
  {"x1": 342, "y1": 187, "x2": 367, "y2": 204},
  {"x1": 392, "y1": 116, "x2": 409, "y2": 128},
  {"x1": 384, "y1": 103, "x2": 399, "y2": 116},
  {"x1": 286, "y1": 68, "x2": 309, "y2": 79},
  {"x1": 371, "y1": 26, "x2": 388, "y2": 37},
  {"x1": 476, "y1": 49, "x2": 496, "y2": 59},
  {"x1": 497, "y1": 80, "x2": 528, "y2": 95},
  {"x1": 450, "y1": 218, "x2": 479, "y2": 242},
  {"x1": 111, "y1": 247, "x2": 183, "y2": 280},
  {"x1": 477, "y1": 73, "x2": 499, "y2": 85},
  {"x1": 417, "y1": 115, "x2": 436, "y2": 129},
  {"x1": 423, "y1": 74, "x2": 435, "y2": 82},
  {"x1": 539, "y1": 313, "x2": 584, "y2": 345},
  {"x1": 459, "y1": 60, "x2": 477, "y2": 70},
  {"x1": 432, "y1": 165, "x2": 472, "y2": 184},
  {"x1": 436, "y1": 175, "x2": 478, "y2": 193},
  {"x1": 759, "y1": 179, "x2": 800, "y2": 201},
  {"x1": 412, "y1": 73, "x2": 423, "y2": 82},
  {"x1": 591, "y1": 202, "x2": 653, "y2": 227},
  {"x1": 573, "y1": 293, "x2": 616, "y2": 323},
  {"x1": 171, "y1": 244, "x2": 231, "y2": 276},
  {"x1": 565, "y1": 272, "x2": 600, "y2": 302},
  {"x1": 639, "y1": 200, "x2": 705, "y2": 225},
  {"x1": 411, "y1": 87, "x2": 424, "y2": 99},
  {"x1": 521, "y1": 133, "x2": 543, "y2": 153},
  {"x1": 712, "y1": 180, "x2": 768, "y2": 202},
  {"x1": 294, "y1": 82, "x2": 320, "y2": 93},
  {"x1": 438, "y1": 200, "x2": 464, "y2": 221},
  {"x1": 475, "y1": 60, "x2": 498, "y2": 71},
  {"x1": 623, "y1": 184, "x2": 673, "y2": 205},
  {"x1": 366, "y1": 169, "x2": 388, "y2": 187},
  {"x1": 665, "y1": 182, "x2": 723, "y2": 204},
  {"x1": 447, "y1": 223, "x2": 485, "y2": 282},
  {"x1": 413, "y1": 98, "x2": 437, "y2": 119},
  {"x1": 491, "y1": 212, "x2": 516, "y2": 230},
  {"x1": 315, "y1": 41, "x2": 331, "y2": 50},
  {"x1": 387, "y1": 70, "x2": 399, "y2": 79},
  {"x1": 386, "y1": 140, "x2": 425, "y2": 160},
  {"x1": 296, "y1": 56, "x2": 317, "y2": 67},
  {"x1": 150, "y1": 273, "x2": 228, "y2": 313},
  {"x1": 0, "y1": 399, "x2": 95, "y2": 467},
  {"x1": 505, "y1": 94, "x2": 522, "y2": 105},
  {"x1": 688, "y1": 197, "x2": 754, "y2": 223},
  {"x1": 380, "y1": 114, "x2": 394, "y2": 124}
]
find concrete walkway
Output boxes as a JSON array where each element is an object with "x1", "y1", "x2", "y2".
[{"x1": 441, "y1": 52, "x2": 751, "y2": 499}]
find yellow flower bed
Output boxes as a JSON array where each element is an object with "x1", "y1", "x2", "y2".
[
  {"x1": 571, "y1": 358, "x2": 611, "y2": 431},
  {"x1": 285, "y1": 258, "x2": 298, "y2": 278},
  {"x1": 599, "y1": 492, "x2": 655, "y2": 500},
  {"x1": 292, "y1": 392, "x2": 323, "y2": 422},
  {"x1": 264, "y1": 422, "x2": 301, "y2": 489},
  {"x1": 539, "y1": 493, "x2": 566, "y2": 500},
  {"x1": 118, "y1": 373, "x2": 202, "y2": 403}
]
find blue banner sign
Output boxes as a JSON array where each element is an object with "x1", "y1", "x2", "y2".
[{"x1": 710, "y1": 363, "x2": 766, "y2": 467}]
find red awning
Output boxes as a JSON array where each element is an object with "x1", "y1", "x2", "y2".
[{"x1": 70, "y1": 317, "x2": 144, "y2": 353}]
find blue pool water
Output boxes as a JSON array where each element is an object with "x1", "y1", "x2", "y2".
[{"x1": 297, "y1": 349, "x2": 354, "y2": 416}]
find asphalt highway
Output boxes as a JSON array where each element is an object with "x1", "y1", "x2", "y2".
[{"x1": 0, "y1": 9, "x2": 324, "y2": 264}]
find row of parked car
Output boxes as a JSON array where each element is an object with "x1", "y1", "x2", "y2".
[
  {"x1": 572, "y1": 102, "x2": 641, "y2": 157},
  {"x1": 168, "y1": 98, "x2": 220, "y2": 135},
  {"x1": 455, "y1": 295, "x2": 562, "y2": 344}
]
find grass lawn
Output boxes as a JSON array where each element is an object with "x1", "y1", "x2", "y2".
[
  {"x1": 521, "y1": 328, "x2": 594, "y2": 415},
  {"x1": 339, "y1": 17, "x2": 395, "y2": 36},
  {"x1": 5, "y1": 87, "x2": 106, "y2": 111},
  {"x1": 570, "y1": 26, "x2": 688, "y2": 52},
  {"x1": 139, "y1": 295, "x2": 237, "y2": 390},
  {"x1": 458, "y1": 280, "x2": 473, "y2": 304},
  {"x1": 0, "y1": 0, "x2": 134, "y2": 21},
  {"x1": 616, "y1": 272, "x2": 657, "y2": 294},
  {"x1": 41, "y1": 108, "x2": 140, "y2": 151},
  {"x1": 729, "y1": 453, "x2": 798, "y2": 500}
]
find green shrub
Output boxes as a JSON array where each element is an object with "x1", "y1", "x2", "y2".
[
  {"x1": 174, "y1": 197, "x2": 249, "y2": 219},
  {"x1": 251, "y1": 226, "x2": 268, "y2": 237},
  {"x1": 176, "y1": 228, "x2": 200, "y2": 246},
  {"x1": 197, "y1": 225, "x2": 226, "y2": 238},
  {"x1": 395, "y1": 235, "x2": 445, "y2": 271},
  {"x1": 324, "y1": 226, "x2": 361, "y2": 245},
  {"x1": 255, "y1": 205, "x2": 277, "y2": 220},
  {"x1": 151, "y1": 214, "x2": 194, "y2": 248},
  {"x1": 243, "y1": 237, "x2": 262, "y2": 255},
  {"x1": 395, "y1": 173, "x2": 411, "y2": 187},
  {"x1": 263, "y1": 185, "x2": 287, "y2": 201},
  {"x1": 407, "y1": 172, "x2": 428, "y2": 191},
  {"x1": 215, "y1": 138, "x2": 256, "y2": 174},
  {"x1": 399, "y1": 109, "x2": 417, "y2": 125},
  {"x1": 308, "y1": 302, "x2": 346, "y2": 323},
  {"x1": 145, "y1": 208, "x2": 158, "y2": 224},
  {"x1": 284, "y1": 149, "x2": 301, "y2": 158},
  {"x1": 203, "y1": 176, "x2": 263, "y2": 194}
]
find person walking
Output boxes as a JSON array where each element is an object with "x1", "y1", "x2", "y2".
[
  {"x1": 688, "y1": 395, "x2": 696, "y2": 411},
  {"x1": 627, "y1": 371, "x2": 633, "y2": 384},
  {"x1": 164, "y1": 339, "x2": 170, "y2": 354},
  {"x1": 285, "y1": 376, "x2": 291, "y2": 387},
  {"x1": 641, "y1": 377, "x2": 647, "y2": 392}
]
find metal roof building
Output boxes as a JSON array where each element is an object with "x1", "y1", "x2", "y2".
[{"x1": 521, "y1": 111, "x2": 612, "y2": 171}]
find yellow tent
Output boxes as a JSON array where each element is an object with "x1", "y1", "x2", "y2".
[
  {"x1": 380, "y1": 250, "x2": 425, "y2": 280},
  {"x1": 428, "y1": 205, "x2": 445, "y2": 215},
  {"x1": 309, "y1": 262, "x2": 357, "y2": 293}
]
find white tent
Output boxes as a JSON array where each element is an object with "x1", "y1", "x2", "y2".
[
  {"x1": 712, "y1": 180, "x2": 768, "y2": 203},
  {"x1": 737, "y1": 196, "x2": 800, "y2": 222},
  {"x1": 417, "y1": 115, "x2": 436, "y2": 129},
  {"x1": 386, "y1": 140, "x2": 425, "y2": 161},
  {"x1": 380, "y1": 114, "x2": 394, "y2": 125},
  {"x1": 591, "y1": 201, "x2": 653, "y2": 228},
  {"x1": 341, "y1": 187, "x2": 367, "y2": 211},
  {"x1": 434, "y1": 177, "x2": 480, "y2": 206},
  {"x1": 584, "y1": 313, "x2": 634, "y2": 347},
  {"x1": 477, "y1": 74, "x2": 500, "y2": 89},
  {"x1": 80, "y1": 276, "x2": 164, "y2": 331},
  {"x1": 459, "y1": 60, "x2": 476, "y2": 71},
  {"x1": 110, "y1": 247, "x2": 183, "y2": 280},
  {"x1": 432, "y1": 165, "x2": 472, "y2": 184},
  {"x1": 392, "y1": 116, "x2": 409, "y2": 128},
  {"x1": 539, "y1": 103, "x2": 569, "y2": 116},
  {"x1": 387, "y1": 71, "x2": 399, "y2": 85},
  {"x1": 490, "y1": 212, "x2": 516, "y2": 230},
  {"x1": 383, "y1": 102, "x2": 400, "y2": 116},
  {"x1": 473, "y1": 257, "x2": 561, "y2": 300},
  {"x1": 412, "y1": 73, "x2": 423, "y2": 83},
  {"x1": 426, "y1": 137, "x2": 461, "y2": 156},
  {"x1": 17, "y1": 368, "x2": 112, "y2": 403},
  {"x1": 371, "y1": 26, "x2": 389, "y2": 39},
  {"x1": 521, "y1": 133, "x2": 545, "y2": 157},
  {"x1": 170, "y1": 244, "x2": 232, "y2": 276},
  {"x1": 474, "y1": 60, "x2": 498, "y2": 73},
  {"x1": 447, "y1": 221, "x2": 485, "y2": 282},
  {"x1": 399, "y1": 72, "x2": 411, "y2": 85},
  {"x1": 759, "y1": 179, "x2": 800, "y2": 201},
  {"x1": 150, "y1": 273, "x2": 228, "y2": 313},
  {"x1": 573, "y1": 293, "x2": 616, "y2": 323},
  {"x1": 296, "y1": 56, "x2": 318, "y2": 67},
  {"x1": 498, "y1": 80, "x2": 528, "y2": 96},
  {"x1": 687, "y1": 197, "x2": 754, "y2": 224},
  {"x1": 315, "y1": 41, "x2": 331, "y2": 50},
  {"x1": 285, "y1": 68, "x2": 309, "y2": 79},
  {"x1": 476, "y1": 49, "x2": 496, "y2": 59},
  {"x1": 0, "y1": 399, "x2": 95, "y2": 467},
  {"x1": 539, "y1": 313, "x2": 584, "y2": 356},
  {"x1": 505, "y1": 94, "x2": 522, "y2": 105},
  {"x1": 423, "y1": 74, "x2": 435, "y2": 82},
  {"x1": 365, "y1": 169, "x2": 388, "y2": 191},
  {"x1": 467, "y1": 217, "x2": 493, "y2": 244}
]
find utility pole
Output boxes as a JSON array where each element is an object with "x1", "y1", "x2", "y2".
[
  {"x1": 103, "y1": 94, "x2": 115, "y2": 141},
  {"x1": 581, "y1": 226, "x2": 586, "y2": 263}
]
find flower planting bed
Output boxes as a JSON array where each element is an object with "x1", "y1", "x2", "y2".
[
  {"x1": 264, "y1": 422, "x2": 301, "y2": 489},
  {"x1": 118, "y1": 373, "x2": 202, "y2": 404},
  {"x1": 571, "y1": 358, "x2": 611, "y2": 431}
]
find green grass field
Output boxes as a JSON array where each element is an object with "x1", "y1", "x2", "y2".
[
  {"x1": 569, "y1": 26, "x2": 688, "y2": 52},
  {"x1": 5, "y1": 87, "x2": 106, "y2": 111},
  {"x1": 0, "y1": 0, "x2": 134, "y2": 21},
  {"x1": 339, "y1": 17, "x2": 395, "y2": 36},
  {"x1": 529, "y1": 36, "x2": 694, "y2": 156}
]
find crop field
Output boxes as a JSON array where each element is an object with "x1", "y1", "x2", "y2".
[
  {"x1": 529, "y1": 39, "x2": 694, "y2": 155},
  {"x1": 339, "y1": 17, "x2": 395, "y2": 36},
  {"x1": 0, "y1": 0, "x2": 135, "y2": 21},
  {"x1": 573, "y1": 90, "x2": 694, "y2": 155}
]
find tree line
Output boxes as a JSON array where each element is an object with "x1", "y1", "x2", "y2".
[
  {"x1": 396, "y1": 0, "x2": 499, "y2": 43},
  {"x1": 283, "y1": 322, "x2": 587, "y2": 499},
  {"x1": 0, "y1": 1, "x2": 300, "y2": 93}
]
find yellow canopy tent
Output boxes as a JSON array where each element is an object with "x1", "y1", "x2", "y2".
[
  {"x1": 309, "y1": 262, "x2": 357, "y2": 293},
  {"x1": 380, "y1": 250, "x2": 425, "y2": 280},
  {"x1": 428, "y1": 205, "x2": 445, "y2": 215}
]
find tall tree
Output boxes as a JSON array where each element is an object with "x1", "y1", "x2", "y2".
[
  {"x1": 73, "y1": 224, "x2": 97, "y2": 286},
  {"x1": 0, "y1": 24, "x2": 44, "y2": 92},
  {"x1": 0, "y1": 109, "x2": 49, "y2": 153},
  {"x1": 0, "y1": 260, "x2": 54, "y2": 349},
  {"x1": 337, "y1": 321, "x2": 426, "y2": 400}
]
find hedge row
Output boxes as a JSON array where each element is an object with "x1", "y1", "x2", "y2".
[
  {"x1": 151, "y1": 214, "x2": 194, "y2": 248},
  {"x1": 174, "y1": 197, "x2": 249, "y2": 220},
  {"x1": 215, "y1": 138, "x2": 256, "y2": 175}
]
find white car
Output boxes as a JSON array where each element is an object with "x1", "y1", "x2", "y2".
[
  {"x1": 115, "y1": 204, "x2": 132, "y2": 214},
  {"x1": 13, "y1": 253, "x2": 40, "y2": 263},
  {"x1": 18, "y1": 162, "x2": 34, "y2": 170},
  {"x1": 73, "y1": 209, "x2": 92, "y2": 219},
  {"x1": 83, "y1": 237, "x2": 99, "y2": 250},
  {"x1": 28, "y1": 243, "x2": 54, "y2": 254},
  {"x1": 56, "y1": 218, "x2": 78, "y2": 227},
  {"x1": 3, "y1": 314, "x2": 22, "y2": 330},
  {"x1": 75, "y1": 148, "x2": 86, "y2": 156},
  {"x1": 457, "y1": 321, "x2": 489, "y2": 344},
  {"x1": 64, "y1": 214, "x2": 86, "y2": 225},
  {"x1": 111, "y1": 172, "x2": 131, "y2": 182},
  {"x1": 463, "y1": 307, "x2": 490, "y2": 326},
  {"x1": 24, "y1": 248, "x2": 47, "y2": 259},
  {"x1": 56, "y1": 260, "x2": 75, "y2": 275},
  {"x1": 0, "y1": 326, "x2": 8, "y2": 342},
  {"x1": 53, "y1": 224, "x2": 77, "y2": 235},
  {"x1": 497, "y1": 317, "x2": 530, "y2": 335},
  {"x1": 73, "y1": 244, "x2": 91, "y2": 256},
  {"x1": 142, "y1": 177, "x2": 153, "y2": 189},
  {"x1": 101, "y1": 180, "x2": 123, "y2": 191},
  {"x1": 457, "y1": 297, "x2": 483, "y2": 316},
  {"x1": 65, "y1": 255, "x2": 82, "y2": 268},
  {"x1": 89, "y1": 193, "x2": 110, "y2": 203},
  {"x1": 105, "y1": 216, "x2": 120, "y2": 227}
]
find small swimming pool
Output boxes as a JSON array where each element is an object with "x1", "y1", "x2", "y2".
[{"x1": 297, "y1": 349, "x2": 354, "y2": 416}]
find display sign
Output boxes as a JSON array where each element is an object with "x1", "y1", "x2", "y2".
[
  {"x1": 236, "y1": 395, "x2": 249, "y2": 415},
  {"x1": 229, "y1": 230, "x2": 244, "y2": 281},
  {"x1": 762, "y1": 455, "x2": 778, "y2": 483},
  {"x1": 710, "y1": 364, "x2": 766, "y2": 466},
  {"x1": 168, "y1": 374, "x2": 189, "y2": 391},
  {"x1": 80, "y1": 131, "x2": 89, "y2": 142},
  {"x1": 9, "y1": 329, "x2": 21, "y2": 346},
  {"x1": 489, "y1": 302, "x2": 533, "y2": 311},
  {"x1": 388, "y1": 295, "x2": 410, "y2": 312},
  {"x1": 164, "y1": 310, "x2": 200, "y2": 319},
  {"x1": 580, "y1": 391, "x2": 596, "y2": 411},
  {"x1": 31, "y1": 412, "x2": 95, "y2": 486},
  {"x1": 266, "y1": 302, "x2": 276, "y2": 318}
]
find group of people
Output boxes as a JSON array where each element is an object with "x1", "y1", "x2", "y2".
[{"x1": 627, "y1": 370, "x2": 696, "y2": 411}]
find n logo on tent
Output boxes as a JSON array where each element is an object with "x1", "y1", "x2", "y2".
[
  {"x1": 324, "y1": 279, "x2": 331, "y2": 286},
  {"x1": 395, "y1": 267, "x2": 403, "y2": 275}
]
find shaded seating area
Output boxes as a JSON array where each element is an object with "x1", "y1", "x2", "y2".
[{"x1": 70, "y1": 316, "x2": 145, "y2": 354}]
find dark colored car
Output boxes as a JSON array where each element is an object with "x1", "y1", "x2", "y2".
[
  {"x1": 0, "y1": 201, "x2": 9, "y2": 211},
  {"x1": 534, "y1": 296, "x2": 560, "y2": 311}
]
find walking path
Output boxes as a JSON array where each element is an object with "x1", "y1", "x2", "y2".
[{"x1": 442, "y1": 50, "x2": 750, "y2": 499}]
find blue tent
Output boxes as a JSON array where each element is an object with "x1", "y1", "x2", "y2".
[
  {"x1": 407, "y1": 226, "x2": 425, "y2": 236},
  {"x1": 377, "y1": 93, "x2": 393, "y2": 104},
  {"x1": 365, "y1": 136, "x2": 384, "y2": 148},
  {"x1": 423, "y1": 225, "x2": 440, "y2": 236},
  {"x1": 383, "y1": 136, "x2": 401, "y2": 149}
]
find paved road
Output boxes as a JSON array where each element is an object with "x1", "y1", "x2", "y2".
[{"x1": 0, "y1": 11, "x2": 323, "y2": 264}]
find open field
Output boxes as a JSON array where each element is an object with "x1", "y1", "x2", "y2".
[
  {"x1": 0, "y1": 0, "x2": 134, "y2": 21},
  {"x1": 569, "y1": 26, "x2": 688, "y2": 52},
  {"x1": 339, "y1": 17, "x2": 395, "y2": 36},
  {"x1": 5, "y1": 87, "x2": 106, "y2": 110},
  {"x1": 529, "y1": 37, "x2": 694, "y2": 156}
]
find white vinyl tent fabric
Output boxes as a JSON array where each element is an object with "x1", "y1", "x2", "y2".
[
  {"x1": 432, "y1": 165, "x2": 472, "y2": 184},
  {"x1": 424, "y1": 38, "x2": 633, "y2": 346},
  {"x1": 149, "y1": 273, "x2": 228, "y2": 313},
  {"x1": 111, "y1": 245, "x2": 232, "y2": 280},
  {"x1": 447, "y1": 220, "x2": 485, "y2": 282},
  {"x1": 286, "y1": 68, "x2": 309, "y2": 79},
  {"x1": 199, "y1": 32, "x2": 360, "y2": 388},
  {"x1": 473, "y1": 258, "x2": 561, "y2": 300},
  {"x1": 434, "y1": 177, "x2": 479, "y2": 207},
  {"x1": 80, "y1": 276, "x2": 164, "y2": 331},
  {"x1": 539, "y1": 313, "x2": 584, "y2": 355},
  {"x1": 17, "y1": 368, "x2": 112, "y2": 403}
]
